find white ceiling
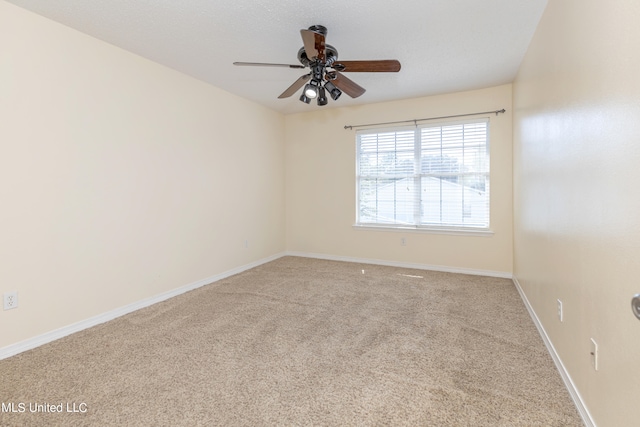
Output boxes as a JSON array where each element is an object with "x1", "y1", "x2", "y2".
[{"x1": 7, "y1": 0, "x2": 547, "y2": 115}]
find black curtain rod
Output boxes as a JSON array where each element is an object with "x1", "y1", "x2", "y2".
[{"x1": 344, "y1": 109, "x2": 506, "y2": 130}]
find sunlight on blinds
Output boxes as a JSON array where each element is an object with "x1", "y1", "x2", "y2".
[{"x1": 357, "y1": 119, "x2": 489, "y2": 229}]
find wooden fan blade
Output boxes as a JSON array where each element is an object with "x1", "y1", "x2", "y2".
[
  {"x1": 332, "y1": 60, "x2": 401, "y2": 72},
  {"x1": 329, "y1": 72, "x2": 366, "y2": 98},
  {"x1": 234, "y1": 62, "x2": 305, "y2": 69},
  {"x1": 278, "y1": 74, "x2": 311, "y2": 99},
  {"x1": 300, "y1": 29, "x2": 326, "y2": 61}
]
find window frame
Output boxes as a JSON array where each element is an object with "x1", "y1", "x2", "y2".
[{"x1": 354, "y1": 118, "x2": 492, "y2": 236}]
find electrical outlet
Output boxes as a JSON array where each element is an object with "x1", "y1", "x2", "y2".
[
  {"x1": 4, "y1": 291, "x2": 18, "y2": 310},
  {"x1": 557, "y1": 299, "x2": 563, "y2": 322},
  {"x1": 590, "y1": 338, "x2": 598, "y2": 371},
  {"x1": 401, "y1": 237, "x2": 406, "y2": 246},
  {"x1": 244, "y1": 240, "x2": 249, "y2": 248}
]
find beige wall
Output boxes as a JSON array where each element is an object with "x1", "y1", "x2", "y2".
[
  {"x1": 285, "y1": 85, "x2": 513, "y2": 275},
  {"x1": 513, "y1": 0, "x2": 640, "y2": 425},
  {"x1": 11, "y1": 2, "x2": 639, "y2": 423},
  {"x1": 0, "y1": 1, "x2": 285, "y2": 349}
]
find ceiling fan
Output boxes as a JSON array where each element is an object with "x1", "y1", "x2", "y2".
[{"x1": 234, "y1": 25, "x2": 401, "y2": 106}]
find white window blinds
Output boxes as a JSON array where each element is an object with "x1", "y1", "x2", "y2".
[{"x1": 356, "y1": 119, "x2": 490, "y2": 230}]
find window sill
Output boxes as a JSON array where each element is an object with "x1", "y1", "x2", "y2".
[{"x1": 352, "y1": 224, "x2": 494, "y2": 237}]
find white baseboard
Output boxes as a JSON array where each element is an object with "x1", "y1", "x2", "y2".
[
  {"x1": 512, "y1": 275, "x2": 596, "y2": 427},
  {"x1": 0, "y1": 252, "x2": 286, "y2": 360},
  {"x1": 286, "y1": 251, "x2": 513, "y2": 279}
]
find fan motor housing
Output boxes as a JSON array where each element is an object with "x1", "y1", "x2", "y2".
[{"x1": 297, "y1": 45, "x2": 338, "y2": 67}]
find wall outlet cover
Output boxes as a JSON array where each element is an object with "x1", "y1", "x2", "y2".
[{"x1": 4, "y1": 291, "x2": 18, "y2": 310}]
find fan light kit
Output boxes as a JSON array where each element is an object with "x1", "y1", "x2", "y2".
[{"x1": 234, "y1": 25, "x2": 401, "y2": 106}]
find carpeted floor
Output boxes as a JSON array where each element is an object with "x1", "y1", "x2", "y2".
[{"x1": 0, "y1": 256, "x2": 583, "y2": 426}]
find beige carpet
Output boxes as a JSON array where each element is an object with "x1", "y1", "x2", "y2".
[{"x1": 0, "y1": 256, "x2": 583, "y2": 426}]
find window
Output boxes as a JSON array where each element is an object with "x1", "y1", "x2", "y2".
[{"x1": 356, "y1": 119, "x2": 490, "y2": 231}]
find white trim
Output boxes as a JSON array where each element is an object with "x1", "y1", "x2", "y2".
[
  {"x1": 0, "y1": 252, "x2": 286, "y2": 361},
  {"x1": 286, "y1": 251, "x2": 512, "y2": 279},
  {"x1": 353, "y1": 224, "x2": 494, "y2": 237},
  {"x1": 512, "y1": 275, "x2": 596, "y2": 427}
]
